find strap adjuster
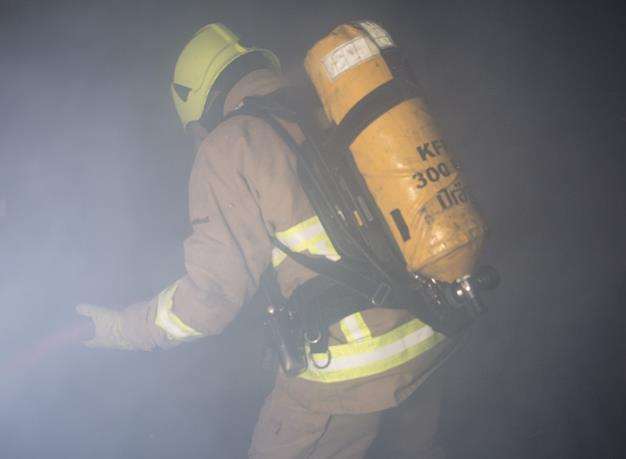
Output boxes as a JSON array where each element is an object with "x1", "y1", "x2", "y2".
[{"x1": 371, "y1": 283, "x2": 391, "y2": 306}]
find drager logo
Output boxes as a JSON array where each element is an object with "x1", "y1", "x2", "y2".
[{"x1": 436, "y1": 181, "x2": 473, "y2": 210}]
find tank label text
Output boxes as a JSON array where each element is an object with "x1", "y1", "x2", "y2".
[
  {"x1": 436, "y1": 182, "x2": 473, "y2": 210},
  {"x1": 412, "y1": 161, "x2": 452, "y2": 189},
  {"x1": 416, "y1": 139, "x2": 447, "y2": 161}
]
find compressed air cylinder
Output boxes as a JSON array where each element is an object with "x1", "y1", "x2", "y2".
[{"x1": 304, "y1": 21, "x2": 486, "y2": 282}]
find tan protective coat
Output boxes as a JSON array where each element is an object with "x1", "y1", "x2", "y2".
[{"x1": 305, "y1": 23, "x2": 486, "y2": 281}]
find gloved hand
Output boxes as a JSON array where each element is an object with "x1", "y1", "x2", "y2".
[{"x1": 76, "y1": 304, "x2": 135, "y2": 350}]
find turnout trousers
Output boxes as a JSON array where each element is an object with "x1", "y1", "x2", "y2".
[{"x1": 249, "y1": 370, "x2": 445, "y2": 459}]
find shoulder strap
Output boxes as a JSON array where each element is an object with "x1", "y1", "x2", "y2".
[
  {"x1": 235, "y1": 96, "x2": 378, "y2": 261},
  {"x1": 229, "y1": 101, "x2": 401, "y2": 305}
]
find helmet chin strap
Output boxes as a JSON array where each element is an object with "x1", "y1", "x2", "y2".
[{"x1": 197, "y1": 52, "x2": 274, "y2": 133}]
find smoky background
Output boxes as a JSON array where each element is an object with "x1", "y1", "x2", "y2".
[{"x1": 1, "y1": 0, "x2": 624, "y2": 457}]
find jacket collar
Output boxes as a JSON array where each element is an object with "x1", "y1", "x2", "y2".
[
  {"x1": 191, "y1": 69, "x2": 287, "y2": 145},
  {"x1": 223, "y1": 69, "x2": 286, "y2": 116}
]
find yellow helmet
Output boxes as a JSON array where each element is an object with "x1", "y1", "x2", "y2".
[{"x1": 171, "y1": 23, "x2": 280, "y2": 128}]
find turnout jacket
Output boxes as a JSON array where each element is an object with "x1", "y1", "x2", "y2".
[{"x1": 118, "y1": 69, "x2": 453, "y2": 414}]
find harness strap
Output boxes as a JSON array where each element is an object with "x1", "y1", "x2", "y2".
[
  {"x1": 271, "y1": 236, "x2": 392, "y2": 308},
  {"x1": 271, "y1": 236, "x2": 459, "y2": 335}
]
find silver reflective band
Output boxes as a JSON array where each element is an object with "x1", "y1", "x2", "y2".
[
  {"x1": 299, "y1": 319, "x2": 445, "y2": 383},
  {"x1": 155, "y1": 283, "x2": 204, "y2": 341}
]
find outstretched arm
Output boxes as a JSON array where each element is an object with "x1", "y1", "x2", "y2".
[{"x1": 77, "y1": 120, "x2": 274, "y2": 350}]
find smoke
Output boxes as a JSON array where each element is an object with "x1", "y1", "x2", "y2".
[{"x1": 1, "y1": 1, "x2": 624, "y2": 458}]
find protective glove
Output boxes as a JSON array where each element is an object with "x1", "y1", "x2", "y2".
[{"x1": 75, "y1": 303, "x2": 135, "y2": 350}]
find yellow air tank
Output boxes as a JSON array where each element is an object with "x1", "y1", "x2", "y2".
[{"x1": 305, "y1": 21, "x2": 487, "y2": 282}]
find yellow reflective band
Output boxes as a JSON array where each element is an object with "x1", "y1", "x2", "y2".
[
  {"x1": 339, "y1": 312, "x2": 372, "y2": 342},
  {"x1": 298, "y1": 319, "x2": 445, "y2": 383},
  {"x1": 272, "y1": 216, "x2": 340, "y2": 268},
  {"x1": 155, "y1": 283, "x2": 204, "y2": 342},
  {"x1": 271, "y1": 248, "x2": 288, "y2": 267}
]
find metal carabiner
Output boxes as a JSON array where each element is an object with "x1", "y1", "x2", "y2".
[
  {"x1": 310, "y1": 348, "x2": 332, "y2": 369},
  {"x1": 305, "y1": 329, "x2": 322, "y2": 344}
]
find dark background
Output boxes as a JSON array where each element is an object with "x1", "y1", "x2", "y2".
[{"x1": 1, "y1": 1, "x2": 625, "y2": 458}]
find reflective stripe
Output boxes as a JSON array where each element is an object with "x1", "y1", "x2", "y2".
[
  {"x1": 299, "y1": 319, "x2": 445, "y2": 383},
  {"x1": 154, "y1": 283, "x2": 204, "y2": 341},
  {"x1": 272, "y1": 216, "x2": 340, "y2": 267},
  {"x1": 339, "y1": 312, "x2": 372, "y2": 342}
]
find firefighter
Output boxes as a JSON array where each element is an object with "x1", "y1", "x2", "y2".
[{"x1": 77, "y1": 23, "x2": 453, "y2": 458}]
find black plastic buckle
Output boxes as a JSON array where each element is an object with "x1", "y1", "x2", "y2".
[{"x1": 371, "y1": 283, "x2": 391, "y2": 306}]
